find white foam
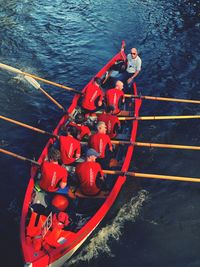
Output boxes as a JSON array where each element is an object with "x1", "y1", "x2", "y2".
[{"x1": 67, "y1": 189, "x2": 148, "y2": 265}]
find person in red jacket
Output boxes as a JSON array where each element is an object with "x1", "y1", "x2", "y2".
[
  {"x1": 67, "y1": 113, "x2": 91, "y2": 140},
  {"x1": 75, "y1": 148, "x2": 106, "y2": 196},
  {"x1": 59, "y1": 126, "x2": 81, "y2": 165},
  {"x1": 39, "y1": 148, "x2": 68, "y2": 193},
  {"x1": 105, "y1": 80, "x2": 125, "y2": 114},
  {"x1": 97, "y1": 106, "x2": 121, "y2": 139},
  {"x1": 81, "y1": 77, "x2": 104, "y2": 113},
  {"x1": 89, "y1": 121, "x2": 112, "y2": 168}
]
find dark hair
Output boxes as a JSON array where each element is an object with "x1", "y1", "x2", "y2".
[
  {"x1": 93, "y1": 77, "x2": 102, "y2": 86},
  {"x1": 48, "y1": 147, "x2": 61, "y2": 161},
  {"x1": 67, "y1": 126, "x2": 78, "y2": 138},
  {"x1": 106, "y1": 105, "x2": 115, "y2": 113},
  {"x1": 75, "y1": 113, "x2": 85, "y2": 124}
]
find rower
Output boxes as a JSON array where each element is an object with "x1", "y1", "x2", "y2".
[
  {"x1": 88, "y1": 121, "x2": 112, "y2": 168},
  {"x1": 39, "y1": 147, "x2": 69, "y2": 194},
  {"x1": 59, "y1": 126, "x2": 81, "y2": 165},
  {"x1": 97, "y1": 106, "x2": 120, "y2": 139},
  {"x1": 105, "y1": 80, "x2": 125, "y2": 115},
  {"x1": 81, "y1": 77, "x2": 104, "y2": 113},
  {"x1": 75, "y1": 148, "x2": 107, "y2": 196},
  {"x1": 67, "y1": 113, "x2": 91, "y2": 140}
]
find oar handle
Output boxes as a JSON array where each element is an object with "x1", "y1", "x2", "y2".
[{"x1": 0, "y1": 148, "x2": 40, "y2": 166}]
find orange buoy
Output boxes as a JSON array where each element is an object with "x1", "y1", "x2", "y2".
[{"x1": 52, "y1": 195, "x2": 69, "y2": 211}]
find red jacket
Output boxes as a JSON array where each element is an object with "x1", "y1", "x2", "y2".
[
  {"x1": 76, "y1": 161, "x2": 103, "y2": 195},
  {"x1": 97, "y1": 113, "x2": 120, "y2": 138},
  {"x1": 68, "y1": 122, "x2": 91, "y2": 140},
  {"x1": 82, "y1": 83, "x2": 103, "y2": 111},
  {"x1": 40, "y1": 161, "x2": 68, "y2": 192},
  {"x1": 105, "y1": 88, "x2": 124, "y2": 114},
  {"x1": 60, "y1": 135, "x2": 81, "y2": 164},
  {"x1": 89, "y1": 133, "x2": 112, "y2": 158}
]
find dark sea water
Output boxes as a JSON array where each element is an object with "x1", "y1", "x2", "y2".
[{"x1": 0, "y1": 0, "x2": 200, "y2": 266}]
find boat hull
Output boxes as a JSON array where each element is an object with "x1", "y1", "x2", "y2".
[{"x1": 21, "y1": 45, "x2": 142, "y2": 267}]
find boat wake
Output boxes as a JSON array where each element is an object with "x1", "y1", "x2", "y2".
[{"x1": 67, "y1": 189, "x2": 148, "y2": 266}]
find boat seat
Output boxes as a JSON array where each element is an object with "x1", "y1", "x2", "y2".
[{"x1": 75, "y1": 189, "x2": 108, "y2": 199}]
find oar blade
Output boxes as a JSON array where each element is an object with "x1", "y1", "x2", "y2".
[{"x1": 24, "y1": 76, "x2": 41, "y2": 90}]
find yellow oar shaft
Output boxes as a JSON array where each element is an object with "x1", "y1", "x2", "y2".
[
  {"x1": 0, "y1": 148, "x2": 40, "y2": 166},
  {"x1": 38, "y1": 86, "x2": 65, "y2": 111},
  {"x1": 135, "y1": 141, "x2": 200, "y2": 150},
  {"x1": 125, "y1": 94, "x2": 200, "y2": 104},
  {"x1": 23, "y1": 72, "x2": 81, "y2": 94},
  {"x1": 0, "y1": 115, "x2": 57, "y2": 138},
  {"x1": 112, "y1": 140, "x2": 200, "y2": 151},
  {"x1": 103, "y1": 170, "x2": 200, "y2": 183},
  {"x1": 118, "y1": 115, "x2": 200, "y2": 121},
  {"x1": 0, "y1": 62, "x2": 81, "y2": 94}
]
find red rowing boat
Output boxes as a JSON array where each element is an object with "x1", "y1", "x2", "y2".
[{"x1": 20, "y1": 41, "x2": 143, "y2": 267}]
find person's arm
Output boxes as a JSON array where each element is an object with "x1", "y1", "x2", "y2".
[
  {"x1": 127, "y1": 70, "x2": 140, "y2": 84},
  {"x1": 121, "y1": 91, "x2": 125, "y2": 103},
  {"x1": 108, "y1": 136, "x2": 113, "y2": 151},
  {"x1": 60, "y1": 169, "x2": 68, "y2": 188},
  {"x1": 60, "y1": 181, "x2": 67, "y2": 188},
  {"x1": 75, "y1": 143, "x2": 81, "y2": 159},
  {"x1": 98, "y1": 89, "x2": 104, "y2": 106}
]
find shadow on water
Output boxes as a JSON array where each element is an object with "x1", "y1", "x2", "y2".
[{"x1": 0, "y1": 0, "x2": 200, "y2": 266}]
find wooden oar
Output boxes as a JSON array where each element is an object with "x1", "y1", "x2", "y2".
[
  {"x1": 103, "y1": 170, "x2": 200, "y2": 183},
  {"x1": 125, "y1": 94, "x2": 200, "y2": 104},
  {"x1": 24, "y1": 76, "x2": 65, "y2": 111},
  {"x1": 0, "y1": 115, "x2": 58, "y2": 139},
  {"x1": 0, "y1": 148, "x2": 40, "y2": 166},
  {"x1": 0, "y1": 62, "x2": 82, "y2": 94},
  {"x1": 118, "y1": 115, "x2": 200, "y2": 121},
  {"x1": 112, "y1": 140, "x2": 200, "y2": 151}
]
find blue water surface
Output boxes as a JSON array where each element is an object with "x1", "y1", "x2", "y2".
[{"x1": 0, "y1": 0, "x2": 200, "y2": 266}]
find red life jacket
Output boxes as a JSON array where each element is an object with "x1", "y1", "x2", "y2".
[
  {"x1": 82, "y1": 83, "x2": 103, "y2": 111},
  {"x1": 97, "y1": 113, "x2": 120, "y2": 138},
  {"x1": 39, "y1": 161, "x2": 68, "y2": 192},
  {"x1": 60, "y1": 135, "x2": 81, "y2": 164},
  {"x1": 44, "y1": 212, "x2": 70, "y2": 248},
  {"x1": 26, "y1": 211, "x2": 47, "y2": 251},
  {"x1": 52, "y1": 212, "x2": 70, "y2": 229},
  {"x1": 89, "y1": 133, "x2": 112, "y2": 158},
  {"x1": 105, "y1": 88, "x2": 124, "y2": 114},
  {"x1": 76, "y1": 161, "x2": 103, "y2": 195}
]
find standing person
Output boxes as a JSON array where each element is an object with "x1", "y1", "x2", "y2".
[
  {"x1": 81, "y1": 77, "x2": 104, "y2": 113},
  {"x1": 75, "y1": 148, "x2": 106, "y2": 196},
  {"x1": 105, "y1": 80, "x2": 125, "y2": 115},
  {"x1": 89, "y1": 121, "x2": 112, "y2": 168},
  {"x1": 39, "y1": 147, "x2": 68, "y2": 194},
  {"x1": 97, "y1": 106, "x2": 121, "y2": 139},
  {"x1": 59, "y1": 126, "x2": 81, "y2": 165},
  {"x1": 120, "y1": 48, "x2": 142, "y2": 88}
]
